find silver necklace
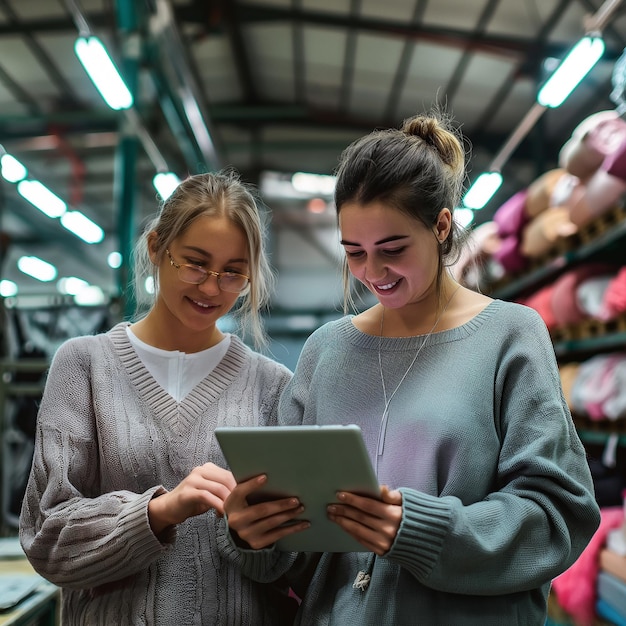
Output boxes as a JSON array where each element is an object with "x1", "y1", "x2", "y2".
[{"x1": 376, "y1": 286, "x2": 461, "y2": 461}]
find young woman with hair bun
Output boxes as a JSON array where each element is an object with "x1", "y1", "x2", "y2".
[{"x1": 223, "y1": 112, "x2": 600, "y2": 626}]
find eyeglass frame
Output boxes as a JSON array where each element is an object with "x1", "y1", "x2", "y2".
[{"x1": 165, "y1": 249, "x2": 250, "y2": 293}]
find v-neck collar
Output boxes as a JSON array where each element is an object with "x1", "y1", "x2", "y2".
[{"x1": 107, "y1": 322, "x2": 248, "y2": 433}]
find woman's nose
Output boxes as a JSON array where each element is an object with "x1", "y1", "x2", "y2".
[
  {"x1": 198, "y1": 272, "x2": 221, "y2": 295},
  {"x1": 364, "y1": 258, "x2": 386, "y2": 282}
]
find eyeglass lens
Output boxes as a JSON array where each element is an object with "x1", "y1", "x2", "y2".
[{"x1": 178, "y1": 265, "x2": 248, "y2": 292}]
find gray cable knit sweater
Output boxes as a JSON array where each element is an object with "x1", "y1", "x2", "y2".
[
  {"x1": 223, "y1": 299, "x2": 601, "y2": 626},
  {"x1": 19, "y1": 322, "x2": 294, "y2": 626}
]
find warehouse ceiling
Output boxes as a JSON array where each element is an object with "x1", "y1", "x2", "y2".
[{"x1": 0, "y1": 0, "x2": 625, "y2": 315}]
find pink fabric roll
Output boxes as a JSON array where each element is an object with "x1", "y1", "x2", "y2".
[
  {"x1": 601, "y1": 267, "x2": 626, "y2": 320},
  {"x1": 605, "y1": 360, "x2": 626, "y2": 420},
  {"x1": 493, "y1": 235, "x2": 528, "y2": 274},
  {"x1": 551, "y1": 264, "x2": 617, "y2": 327},
  {"x1": 520, "y1": 206, "x2": 578, "y2": 258},
  {"x1": 519, "y1": 284, "x2": 558, "y2": 330},
  {"x1": 559, "y1": 111, "x2": 626, "y2": 181},
  {"x1": 579, "y1": 354, "x2": 624, "y2": 420},
  {"x1": 552, "y1": 507, "x2": 624, "y2": 626},
  {"x1": 604, "y1": 133, "x2": 626, "y2": 181},
  {"x1": 577, "y1": 276, "x2": 614, "y2": 318},
  {"x1": 587, "y1": 116, "x2": 626, "y2": 161},
  {"x1": 569, "y1": 129, "x2": 626, "y2": 227},
  {"x1": 493, "y1": 190, "x2": 530, "y2": 273},
  {"x1": 525, "y1": 169, "x2": 566, "y2": 218},
  {"x1": 493, "y1": 189, "x2": 529, "y2": 237}
]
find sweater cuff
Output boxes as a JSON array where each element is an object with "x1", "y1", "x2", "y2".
[
  {"x1": 120, "y1": 486, "x2": 175, "y2": 554},
  {"x1": 387, "y1": 488, "x2": 451, "y2": 578},
  {"x1": 215, "y1": 516, "x2": 291, "y2": 583}
]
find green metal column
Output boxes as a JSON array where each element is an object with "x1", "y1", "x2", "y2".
[
  {"x1": 115, "y1": 125, "x2": 139, "y2": 320},
  {"x1": 114, "y1": 0, "x2": 141, "y2": 320}
]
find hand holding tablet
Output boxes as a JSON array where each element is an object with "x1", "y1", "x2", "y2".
[{"x1": 215, "y1": 424, "x2": 380, "y2": 552}]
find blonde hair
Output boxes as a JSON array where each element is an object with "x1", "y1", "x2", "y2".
[{"x1": 134, "y1": 170, "x2": 274, "y2": 348}]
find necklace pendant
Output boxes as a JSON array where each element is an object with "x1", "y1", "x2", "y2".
[
  {"x1": 352, "y1": 570, "x2": 371, "y2": 592},
  {"x1": 377, "y1": 406, "x2": 389, "y2": 456}
]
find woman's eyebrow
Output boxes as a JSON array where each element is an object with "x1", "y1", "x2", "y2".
[
  {"x1": 340, "y1": 235, "x2": 409, "y2": 246},
  {"x1": 181, "y1": 245, "x2": 248, "y2": 265}
]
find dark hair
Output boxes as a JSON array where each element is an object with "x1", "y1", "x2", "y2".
[
  {"x1": 334, "y1": 110, "x2": 467, "y2": 307},
  {"x1": 134, "y1": 169, "x2": 274, "y2": 348}
]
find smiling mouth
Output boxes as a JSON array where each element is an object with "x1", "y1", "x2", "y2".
[
  {"x1": 376, "y1": 280, "x2": 399, "y2": 291},
  {"x1": 190, "y1": 298, "x2": 216, "y2": 309}
]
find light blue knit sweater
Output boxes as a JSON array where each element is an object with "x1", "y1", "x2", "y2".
[{"x1": 224, "y1": 299, "x2": 600, "y2": 626}]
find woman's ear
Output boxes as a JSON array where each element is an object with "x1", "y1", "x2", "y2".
[
  {"x1": 147, "y1": 231, "x2": 159, "y2": 264},
  {"x1": 434, "y1": 208, "x2": 452, "y2": 243}
]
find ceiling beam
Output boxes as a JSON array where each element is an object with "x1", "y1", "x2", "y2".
[
  {"x1": 146, "y1": 0, "x2": 223, "y2": 171},
  {"x1": 201, "y1": 1, "x2": 625, "y2": 67},
  {"x1": 0, "y1": 0, "x2": 82, "y2": 105},
  {"x1": 0, "y1": 12, "x2": 111, "y2": 35},
  {"x1": 444, "y1": 0, "x2": 503, "y2": 103},
  {"x1": 215, "y1": 0, "x2": 258, "y2": 103},
  {"x1": 383, "y1": 0, "x2": 428, "y2": 121},
  {"x1": 470, "y1": 0, "x2": 574, "y2": 139}
]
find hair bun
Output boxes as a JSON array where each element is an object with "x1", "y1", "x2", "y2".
[
  {"x1": 401, "y1": 115, "x2": 438, "y2": 139},
  {"x1": 401, "y1": 113, "x2": 464, "y2": 171}
]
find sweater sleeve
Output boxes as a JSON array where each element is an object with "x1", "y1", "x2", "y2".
[
  {"x1": 218, "y1": 515, "x2": 321, "y2": 600},
  {"x1": 217, "y1": 516, "x2": 299, "y2": 581},
  {"x1": 19, "y1": 338, "x2": 172, "y2": 589},
  {"x1": 385, "y1": 311, "x2": 600, "y2": 595}
]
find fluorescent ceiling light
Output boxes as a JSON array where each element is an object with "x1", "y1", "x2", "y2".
[
  {"x1": 17, "y1": 256, "x2": 57, "y2": 282},
  {"x1": 60, "y1": 210, "x2": 105, "y2": 244},
  {"x1": 74, "y1": 35, "x2": 133, "y2": 110},
  {"x1": 153, "y1": 172, "x2": 181, "y2": 200},
  {"x1": 0, "y1": 279, "x2": 18, "y2": 297},
  {"x1": 1, "y1": 153, "x2": 28, "y2": 183},
  {"x1": 537, "y1": 36, "x2": 605, "y2": 108},
  {"x1": 144, "y1": 276, "x2": 155, "y2": 295},
  {"x1": 107, "y1": 251, "x2": 122, "y2": 269},
  {"x1": 291, "y1": 172, "x2": 336, "y2": 196},
  {"x1": 454, "y1": 208, "x2": 475, "y2": 228},
  {"x1": 462, "y1": 172, "x2": 503, "y2": 209},
  {"x1": 17, "y1": 179, "x2": 67, "y2": 218},
  {"x1": 57, "y1": 276, "x2": 89, "y2": 296},
  {"x1": 74, "y1": 285, "x2": 106, "y2": 306}
]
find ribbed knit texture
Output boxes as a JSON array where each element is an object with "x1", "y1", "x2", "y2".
[
  {"x1": 230, "y1": 299, "x2": 601, "y2": 625},
  {"x1": 19, "y1": 322, "x2": 294, "y2": 626}
]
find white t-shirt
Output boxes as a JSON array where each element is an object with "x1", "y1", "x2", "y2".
[{"x1": 126, "y1": 326, "x2": 231, "y2": 402}]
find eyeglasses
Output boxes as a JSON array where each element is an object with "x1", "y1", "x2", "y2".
[{"x1": 165, "y1": 249, "x2": 250, "y2": 293}]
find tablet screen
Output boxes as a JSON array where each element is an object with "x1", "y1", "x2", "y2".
[{"x1": 215, "y1": 424, "x2": 379, "y2": 552}]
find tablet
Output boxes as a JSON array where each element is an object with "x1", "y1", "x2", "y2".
[{"x1": 215, "y1": 424, "x2": 380, "y2": 552}]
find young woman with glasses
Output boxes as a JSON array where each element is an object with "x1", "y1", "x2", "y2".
[{"x1": 19, "y1": 170, "x2": 296, "y2": 625}]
